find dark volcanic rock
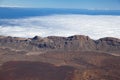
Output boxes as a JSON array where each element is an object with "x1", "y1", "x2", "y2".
[{"x1": 32, "y1": 36, "x2": 42, "y2": 40}]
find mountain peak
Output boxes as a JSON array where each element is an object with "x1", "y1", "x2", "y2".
[
  {"x1": 67, "y1": 35, "x2": 90, "y2": 40},
  {"x1": 32, "y1": 36, "x2": 42, "y2": 40}
]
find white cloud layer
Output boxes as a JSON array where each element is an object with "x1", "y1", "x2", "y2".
[{"x1": 0, "y1": 15, "x2": 120, "y2": 39}]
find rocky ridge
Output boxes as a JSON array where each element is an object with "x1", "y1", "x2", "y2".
[{"x1": 0, "y1": 35, "x2": 120, "y2": 53}]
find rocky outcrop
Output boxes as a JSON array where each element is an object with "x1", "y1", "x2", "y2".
[{"x1": 96, "y1": 37, "x2": 120, "y2": 52}]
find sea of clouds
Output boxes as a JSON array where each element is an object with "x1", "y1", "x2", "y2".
[{"x1": 0, "y1": 14, "x2": 120, "y2": 39}]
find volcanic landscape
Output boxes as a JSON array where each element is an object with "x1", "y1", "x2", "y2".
[{"x1": 0, "y1": 35, "x2": 120, "y2": 80}]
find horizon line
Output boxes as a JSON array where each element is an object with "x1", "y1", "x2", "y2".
[{"x1": 0, "y1": 5, "x2": 120, "y2": 11}]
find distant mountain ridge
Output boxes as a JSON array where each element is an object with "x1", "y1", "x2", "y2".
[
  {"x1": 0, "y1": 7, "x2": 120, "y2": 19},
  {"x1": 0, "y1": 35, "x2": 120, "y2": 53}
]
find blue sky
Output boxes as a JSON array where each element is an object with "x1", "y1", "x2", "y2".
[{"x1": 0, "y1": 0, "x2": 120, "y2": 10}]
